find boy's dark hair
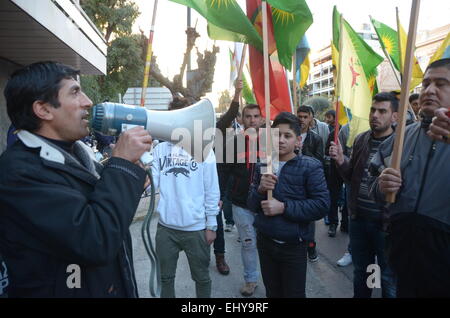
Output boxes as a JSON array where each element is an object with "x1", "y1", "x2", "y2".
[
  {"x1": 272, "y1": 112, "x2": 301, "y2": 137},
  {"x1": 325, "y1": 109, "x2": 336, "y2": 118},
  {"x1": 297, "y1": 105, "x2": 315, "y2": 116},
  {"x1": 409, "y1": 93, "x2": 420, "y2": 103},
  {"x1": 425, "y1": 58, "x2": 450, "y2": 73},
  {"x1": 5, "y1": 61, "x2": 80, "y2": 132},
  {"x1": 373, "y1": 92, "x2": 399, "y2": 112},
  {"x1": 242, "y1": 104, "x2": 261, "y2": 117}
]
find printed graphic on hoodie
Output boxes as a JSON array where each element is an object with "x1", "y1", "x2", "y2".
[{"x1": 160, "y1": 152, "x2": 198, "y2": 178}]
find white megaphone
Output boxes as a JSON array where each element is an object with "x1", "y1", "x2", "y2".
[{"x1": 90, "y1": 99, "x2": 216, "y2": 162}]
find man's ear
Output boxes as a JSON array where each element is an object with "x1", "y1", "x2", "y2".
[
  {"x1": 392, "y1": 111, "x2": 399, "y2": 124},
  {"x1": 296, "y1": 135, "x2": 302, "y2": 148},
  {"x1": 32, "y1": 101, "x2": 54, "y2": 121}
]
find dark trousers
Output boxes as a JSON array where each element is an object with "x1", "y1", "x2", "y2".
[
  {"x1": 326, "y1": 163, "x2": 343, "y2": 225},
  {"x1": 223, "y1": 177, "x2": 234, "y2": 225},
  {"x1": 389, "y1": 214, "x2": 450, "y2": 298},
  {"x1": 257, "y1": 233, "x2": 307, "y2": 298},
  {"x1": 350, "y1": 218, "x2": 396, "y2": 298},
  {"x1": 213, "y1": 210, "x2": 225, "y2": 254}
]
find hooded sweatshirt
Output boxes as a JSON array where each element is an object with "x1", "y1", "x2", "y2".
[{"x1": 151, "y1": 142, "x2": 219, "y2": 231}]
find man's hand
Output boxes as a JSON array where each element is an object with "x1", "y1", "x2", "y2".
[
  {"x1": 261, "y1": 199, "x2": 285, "y2": 217},
  {"x1": 205, "y1": 230, "x2": 216, "y2": 245},
  {"x1": 232, "y1": 80, "x2": 243, "y2": 102},
  {"x1": 218, "y1": 200, "x2": 223, "y2": 210},
  {"x1": 428, "y1": 107, "x2": 450, "y2": 144},
  {"x1": 329, "y1": 141, "x2": 344, "y2": 166},
  {"x1": 378, "y1": 168, "x2": 402, "y2": 195},
  {"x1": 112, "y1": 127, "x2": 152, "y2": 164},
  {"x1": 258, "y1": 173, "x2": 278, "y2": 194}
]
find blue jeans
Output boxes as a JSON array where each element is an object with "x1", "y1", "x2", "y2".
[
  {"x1": 350, "y1": 218, "x2": 396, "y2": 298},
  {"x1": 213, "y1": 210, "x2": 225, "y2": 254},
  {"x1": 232, "y1": 204, "x2": 259, "y2": 283}
]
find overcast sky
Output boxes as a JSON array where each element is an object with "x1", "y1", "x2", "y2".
[{"x1": 133, "y1": 0, "x2": 450, "y2": 103}]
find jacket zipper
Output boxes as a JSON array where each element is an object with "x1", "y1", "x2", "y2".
[{"x1": 413, "y1": 142, "x2": 436, "y2": 213}]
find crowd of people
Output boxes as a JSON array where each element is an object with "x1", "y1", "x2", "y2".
[{"x1": 0, "y1": 58, "x2": 449, "y2": 298}]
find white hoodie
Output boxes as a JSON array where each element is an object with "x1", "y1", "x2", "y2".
[{"x1": 151, "y1": 142, "x2": 219, "y2": 231}]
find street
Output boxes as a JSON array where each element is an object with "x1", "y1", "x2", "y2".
[{"x1": 130, "y1": 196, "x2": 381, "y2": 298}]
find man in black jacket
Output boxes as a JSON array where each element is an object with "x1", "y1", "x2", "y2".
[
  {"x1": 297, "y1": 105, "x2": 325, "y2": 262},
  {"x1": 218, "y1": 103, "x2": 263, "y2": 297},
  {"x1": 330, "y1": 92, "x2": 398, "y2": 298},
  {"x1": 0, "y1": 62, "x2": 152, "y2": 297}
]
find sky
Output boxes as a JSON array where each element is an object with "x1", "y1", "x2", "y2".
[{"x1": 133, "y1": 0, "x2": 450, "y2": 105}]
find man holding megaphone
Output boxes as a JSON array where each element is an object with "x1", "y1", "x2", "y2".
[{"x1": 0, "y1": 62, "x2": 153, "y2": 297}]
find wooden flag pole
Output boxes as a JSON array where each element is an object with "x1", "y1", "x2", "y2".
[
  {"x1": 141, "y1": 0, "x2": 159, "y2": 107},
  {"x1": 293, "y1": 54, "x2": 298, "y2": 111},
  {"x1": 386, "y1": 0, "x2": 421, "y2": 203},
  {"x1": 262, "y1": 0, "x2": 273, "y2": 200},
  {"x1": 396, "y1": 8, "x2": 418, "y2": 121},
  {"x1": 237, "y1": 44, "x2": 247, "y2": 108},
  {"x1": 334, "y1": 14, "x2": 345, "y2": 144}
]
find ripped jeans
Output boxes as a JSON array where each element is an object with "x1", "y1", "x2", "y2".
[{"x1": 232, "y1": 204, "x2": 259, "y2": 283}]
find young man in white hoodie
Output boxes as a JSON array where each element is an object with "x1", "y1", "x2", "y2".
[{"x1": 151, "y1": 138, "x2": 220, "y2": 298}]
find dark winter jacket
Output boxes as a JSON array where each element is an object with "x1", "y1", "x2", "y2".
[
  {"x1": 247, "y1": 155, "x2": 330, "y2": 243},
  {"x1": 218, "y1": 129, "x2": 262, "y2": 208},
  {"x1": 301, "y1": 130, "x2": 324, "y2": 164},
  {"x1": 0, "y1": 131, "x2": 145, "y2": 298}
]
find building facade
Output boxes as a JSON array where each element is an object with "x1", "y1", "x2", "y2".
[{"x1": 0, "y1": 0, "x2": 107, "y2": 153}]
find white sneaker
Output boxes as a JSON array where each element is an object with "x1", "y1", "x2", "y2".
[
  {"x1": 224, "y1": 224, "x2": 234, "y2": 232},
  {"x1": 337, "y1": 252, "x2": 352, "y2": 267}
]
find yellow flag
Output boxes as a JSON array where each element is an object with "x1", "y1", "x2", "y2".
[
  {"x1": 429, "y1": 31, "x2": 450, "y2": 65},
  {"x1": 339, "y1": 22, "x2": 372, "y2": 146},
  {"x1": 398, "y1": 23, "x2": 423, "y2": 90}
]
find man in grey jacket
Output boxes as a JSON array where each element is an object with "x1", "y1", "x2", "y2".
[{"x1": 370, "y1": 58, "x2": 450, "y2": 297}]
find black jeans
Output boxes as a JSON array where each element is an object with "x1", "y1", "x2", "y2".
[
  {"x1": 325, "y1": 162, "x2": 343, "y2": 225},
  {"x1": 213, "y1": 210, "x2": 225, "y2": 254},
  {"x1": 257, "y1": 233, "x2": 307, "y2": 298}
]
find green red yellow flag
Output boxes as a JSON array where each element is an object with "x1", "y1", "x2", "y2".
[{"x1": 339, "y1": 18, "x2": 384, "y2": 147}]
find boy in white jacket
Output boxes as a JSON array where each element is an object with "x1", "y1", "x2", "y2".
[{"x1": 151, "y1": 141, "x2": 220, "y2": 298}]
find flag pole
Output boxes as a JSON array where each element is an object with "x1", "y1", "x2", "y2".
[
  {"x1": 141, "y1": 0, "x2": 159, "y2": 107},
  {"x1": 334, "y1": 14, "x2": 345, "y2": 144},
  {"x1": 237, "y1": 44, "x2": 247, "y2": 108},
  {"x1": 293, "y1": 54, "x2": 298, "y2": 111},
  {"x1": 395, "y1": 8, "x2": 418, "y2": 121},
  {"x1": 262, "y1": 0, "x2": 273, "y2": 200},
  {"x1": 387, "y1": 0, "x2": 421, "y2": 203}
]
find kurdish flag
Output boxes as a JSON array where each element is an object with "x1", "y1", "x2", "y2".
[
  {"x1": 398, "y1": 22, "x2": 424, "y2": 89},
  {"x1": 266, "y1": 0, "x2": 313, "y2": 70},
  {"x1": 429, "y1": 31, "x2": 450, "y2": 64},
  {"x1": 170, "y1": 0, "x2": 263, "y2": 50},
  {"x1": 339, "y1": 18, "x2": 384, "y2": 147}
]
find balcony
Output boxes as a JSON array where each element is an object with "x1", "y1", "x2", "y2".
[{"x1": 0, "y1": 0, "x2": 107, "y2": 74}]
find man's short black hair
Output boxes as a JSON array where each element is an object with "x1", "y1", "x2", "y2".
[
  {"x1": 272, "y1": 112, "x2": 301, "y2": 136},
  {"x1": 425, "y1": 58, "x2": 450, "y2": 73},
  {"x1": 373, "y1": 92, "x2": 399, "y2": 112},
  {"x1": 297, "y1": 105, "x2": 315, "y2": 116},
  {"x1": 242, "y1": 104, "x2": 261, "y2": 117},
  {"x1": 325, "y1": 109, "x2": 336, "y2": 118},
  {"x1": 409, "y1": 93, "x2": 420, "y2": 103},
  {"x1": 4, "y1": 61, "x2": 80, "y2": 132}
]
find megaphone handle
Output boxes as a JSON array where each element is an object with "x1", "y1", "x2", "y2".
[{"x1": 140, "y1": 151, "x2": 153, "y2": 166}]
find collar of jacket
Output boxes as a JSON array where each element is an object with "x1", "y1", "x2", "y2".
[
  {"x1": 17, "y1": 130, "x2": 101, "y2": 183},
  {"x1": 17, "y1": 130, "x2": 96, "y2": 164}
]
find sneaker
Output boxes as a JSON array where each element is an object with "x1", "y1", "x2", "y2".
[
  {"x1": 307, "y1": 243, "x2": 319, "y2": 262},
  {"x1": 337, "y1": 252, "x2": 352, "y2": 267},
  {"x1": 324, "y1": 215, "x2": 330, "y2": 225},
  {"x1": 240, "y1": 282, "x2": 257, "y2": 297},
  {"x1": 328, "y1": 224, "x2": 337, "y2": 237},
  {"x1": 224, "y1": 224, "x2": 234, "y2": 232}
]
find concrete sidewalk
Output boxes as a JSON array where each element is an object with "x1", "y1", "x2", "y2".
[{"x1": 131, "y1": 197, "x2": 357, "y2": 298}]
